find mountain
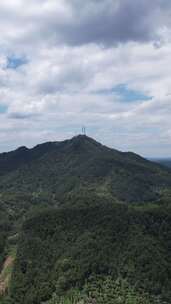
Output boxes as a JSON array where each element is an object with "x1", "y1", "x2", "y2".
[
  {"x1": 0, "y1": 135, "x2": 171, "y2": 304},
  {"x1": 0, "y1": 135, "x2": 171, "y2": 203},
  {"x1": 0, "y1": 142, "x2": 58, "y2": 176}
]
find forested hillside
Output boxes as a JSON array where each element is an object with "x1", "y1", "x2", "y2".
[
  {"x1": 10, "y1": 202, "x2": 171, "y2": 304},
  {"x1": 0, "y1": 136, "x2": 170, "y2": 304},
  {"x1": 0, "y1": 135, "x2": 171, "y2": 203}
]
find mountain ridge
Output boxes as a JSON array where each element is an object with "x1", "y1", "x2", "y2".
[
  {"x1": 0, "y1": 135, "x2": 171, "y2": 203},
  {"x1": 0, "y1": 134, "x2": 169, "y2": 174}
]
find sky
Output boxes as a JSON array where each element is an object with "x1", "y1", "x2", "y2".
[{"x1": 0, "y1": 0, "x2": 171, "y2": 157}]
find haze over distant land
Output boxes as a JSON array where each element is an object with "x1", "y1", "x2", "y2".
[{"x1": 0, "y1": 1, "x2": 171, "y2": 157}]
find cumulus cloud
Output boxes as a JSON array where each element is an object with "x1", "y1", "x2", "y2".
[
  {"x1": 0, "y1": 0, "x2": 171, "y2": 156},
  {"x1": 1, "y1": 0, "x2": 171, "y2": 48}
]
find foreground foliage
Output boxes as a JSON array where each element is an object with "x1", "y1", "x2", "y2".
[
  {"x1": 44, "y1": 276, "x2": 166, "y2": 304},
  {"x1": 8, "y1": 202, "x2": 171, "y2": 304}
]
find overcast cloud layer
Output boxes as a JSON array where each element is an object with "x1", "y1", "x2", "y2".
[{"x1": 0, "y1": 0, "x2": 171, "y2": 157}]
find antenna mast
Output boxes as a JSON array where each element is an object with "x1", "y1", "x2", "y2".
[{"x1": 82, "y1": 126, "x2": 86, "y2": 135}]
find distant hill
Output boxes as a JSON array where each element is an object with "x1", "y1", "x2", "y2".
[
  {"x1": 0, "y1": 135, "x2": 171, "y2": 203},
  {"x1": 153, "y1": 158, "x2": 171, "y2": 169}
]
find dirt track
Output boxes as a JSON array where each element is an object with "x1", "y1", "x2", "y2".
[{"x1": 0, "y1": 256, "x2": 14, "y2": 295}]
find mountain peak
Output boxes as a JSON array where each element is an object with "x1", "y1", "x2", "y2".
[
  {"x1": 71, "y1": 134, "x2": 93, "y2": 141},
  {"x1": 68, "y1": 134, "x2": 103, "y2": 152},
  {"x1": 16, "y1": 146, "x2": 29, "y2": 152}
]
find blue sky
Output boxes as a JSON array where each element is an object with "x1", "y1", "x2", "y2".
[
  {"x1": 7, "y1": 56, "x2": 27, "y2": 69},
  {"x1": 0, "y1": 104, "x2": 7, "y2": 113},
  {"x1": 0, "y1": 0, "x2": 170, "y2": 157},
  {"x1": 96, "y1": 84, "x2": 152, "y2": 102}
]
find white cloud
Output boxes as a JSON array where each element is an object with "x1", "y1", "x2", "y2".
[{"x1": 0, "y1": 0, "x2": 171, "y2": 157}]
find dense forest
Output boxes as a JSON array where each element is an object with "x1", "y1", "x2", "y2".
[
  {"x1": 9, "y1": 201, "x2": 171, "y2": 304},
  {"x1": 0, "y1": 135, "x2": 171, "y2": 203},
  {"x1": 0, "y1": 136, "x2": 170, "y2": 304}
]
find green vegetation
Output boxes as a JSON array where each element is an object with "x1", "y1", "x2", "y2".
[
  {"x1": 0, "y1": 135, "x2": 171, "y2": 203},
  {"x1": 0, "y1": 135, "x2": 170, "y2": 303},
  {"x1": 8, "y1": 202, "x2": 171, "y2": 304},
  {"x1": 44, "y1": 276, "x2": 164, "y2": 304},
  {"x1": 0, "y1": 206, "x2": 11, "y2": 270}
]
